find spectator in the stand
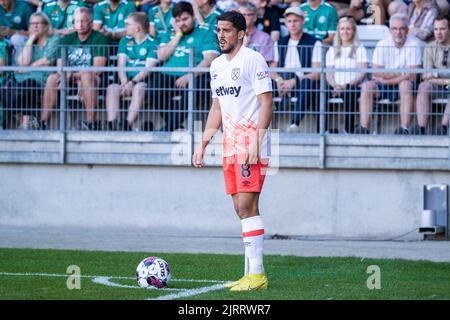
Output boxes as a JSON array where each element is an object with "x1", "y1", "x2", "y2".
[
  {"x1": 42, "y1": 7, "x2": 110, "y2": 130},
  {"x1": 0, "y1": 39, "x2": 8, "y2": 129},
  {"x1": 42, "y1": 0, "x2": 83, "y2": 37},
  {"x1": 270, "y1": 6, "x2": 322, "y2": 133},
  {"x1": 193, "y1": 0, "x2": 223, "y2": 31},
  {"x1": 26, "y1": 0, "x2": 44, "y2": 10},
  {"x1": 93, "y1": 0, "x2": 136, "y2": 42},
  {"x1": 250, "y1": 0, "x2": 280, "y2": 43},
  {"x1": 301, "y1": 0, "x2": 338, "y2": 45},
  {"x1": 80, "y1": 0, "x2": 102, "y2": 7},
  {"x1": 148, "y1": 0, "x2": 174, "y2": 43},
  {"x1": 216, "y1": 0, "x2": 243, "y2": 12},
  {"x1": 330, "y1": 1, "x2": 351, "y2": 10},
  {"x1": 137, "y1": 0, "x2": 158, "y2": 13},
  {"x1": 6, "y1": 12, "x2": 60, "y2": 130},
  {"x1": 105, "y1": 12, "x2": 159, "y2": 131},
  {"x1": 0, "y1": 0, "x2": 34, "y2": 62},
  {"x1": 388, "y1": 0, "x2": 409, "y2": 17},
  {"x1": 338, "y1": 0, "x2": 387, "y2": 25},
  {"x1": 338, "y1": 0, "x2": 365, "y2": 23},
  {"x1": 356, "y1": 14, "x2": 423, "y2": 135},
  {"x1": 388, "y1": 0, "x2": 446, "y2": 17},
  {"x1": 239, "y1": 1, "x2": 273, "y2": 63},
  {"x1": 154, "y1": 1, "x2": 219, "y2": 131},
  {"x1": 268, "y1": 0, "x2": 288, "y2": 19},
  {"x1": 415, "y1": 15, "x2": 450, "y2": 135},
  {"x1": 436, "y1": 0, "x2": 449, "y2": 15},
  {"x1": 406, "y1": 0, "x2": 439, "y2": 43},
  {"x1": 326, "y1": 16, "x2": 367, "y2": 134}
]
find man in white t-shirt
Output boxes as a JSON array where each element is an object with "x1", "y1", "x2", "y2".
[
  {"x1": 192, "y1": 10, "x2": 273, "y2": 292},
  {"x1": 356, "y1": 13, "x2": 423, "y2": 135},
  {"x1": 270, "y1": 6, "x2": 322, "y2": 133}
]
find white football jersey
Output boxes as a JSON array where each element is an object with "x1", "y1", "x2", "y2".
[{"x1": 210, "y1": 46, "x2": 272, "y2": 158}]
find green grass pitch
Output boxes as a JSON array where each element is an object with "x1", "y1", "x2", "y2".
[{"x1": 1, "y1": 248, "x2": 450, "y2": 300}]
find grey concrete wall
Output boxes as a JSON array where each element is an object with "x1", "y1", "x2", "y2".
[{"x1": 1, "y1": 164, "x2": 449, "y2": 239}]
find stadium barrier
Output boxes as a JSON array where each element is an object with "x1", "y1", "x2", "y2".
[{"x1": 0, "y1": 45, "x2": 449, "y2": 170}]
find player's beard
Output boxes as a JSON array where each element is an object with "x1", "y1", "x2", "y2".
[{"x1": 220, "y1": 43, "x2": 235, "y2": 54}]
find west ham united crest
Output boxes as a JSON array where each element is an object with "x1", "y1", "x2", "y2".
[{"x1": 231, "y1": 68, "x2": 240, "y2": 81}]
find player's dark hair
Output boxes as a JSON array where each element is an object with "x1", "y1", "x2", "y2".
[
  {"x1": 217, "y1": 11, "x2": 246, "y2": 32},
  {"x1": 173, "y1": 1, "x2": 194, "y2": 18}
]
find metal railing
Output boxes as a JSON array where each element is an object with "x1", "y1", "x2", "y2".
[
  {"x1": 1, "y1": 45, "x2": 448, "y2": 136},
  {"x1": 1, "y1": 65, "x2": 449, "y2": 134},
  {"x1": 0, "y1": 44, "x2": 449, "y2": 169}
]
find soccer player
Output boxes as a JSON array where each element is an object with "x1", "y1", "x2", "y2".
[{"x1": 192, "y1": 10, "x2": 273, "y2": 291}]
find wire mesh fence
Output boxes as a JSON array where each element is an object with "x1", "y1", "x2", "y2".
[{"x1": 0, "y1": 44, "x2": 448, "y2": 136}]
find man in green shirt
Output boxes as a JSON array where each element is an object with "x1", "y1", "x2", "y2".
[
  {"x1": 0, "y1": 0, "x2": 33, "y2": 63},
  {"x1": 147, "y1": 0, "x2": 173, "y2": 43},
  {"x1": 105, "y1": 11, "x2": 159, "y2": 131},
  {"x1": 0, "y1": 0, "x2": 33, "y2": 34},
  {"x1": 42, "y1": 0, "x2": 84, "y2": 36},
  {"x1": 193, "y1": 0, "x2": 223, "y2": 32},
  {"x1": 154, "y1": 1, "x2": 219, "y2": 131},
  {"x1": 43, "y1": 6, "x2": 110, "y2": 130},
  {"x1": 93, "y1": 0, "x2": 136, "y2": 42},
  {"x1": 300, "y1": 0, "x2": 338, "y2": 45}
]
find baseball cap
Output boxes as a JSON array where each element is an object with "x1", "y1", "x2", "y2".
[{"x1": 283, "y1": 6, "x2": 305, "y2": 18}]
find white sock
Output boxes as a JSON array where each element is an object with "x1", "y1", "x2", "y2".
[
  {"x1": 241, "y1": 216, "x2": 264, "y2": 275},
  {"x1": 244, "y1": 256, "x2": 249, "y2": 276}
]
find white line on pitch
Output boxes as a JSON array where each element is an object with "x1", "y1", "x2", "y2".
[
  {"x1": 148, "y1": 283, "x2": 226, "y2": 300},
  {"x1": 91, "y1": 276, "x2": 182, "y2": 291},
  {"x1": 0, "y1": 272, "x2": 226, "y2": 283},
  {"x1": 1, "y1": 271, "x2": 228, "y2": 299}
]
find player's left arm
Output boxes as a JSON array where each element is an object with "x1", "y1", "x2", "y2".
[
  {"x1": 256, "y1": 91, "x2": 274, "y2": 145},
  {"x1": 247, "y1": 53, "x2": 274, "y2": 164},
  {"x1": 248, "y1": 91, "x2": 273, "y2": 164}
]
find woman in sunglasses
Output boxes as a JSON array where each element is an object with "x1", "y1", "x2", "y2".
[{"x1": 7, "y1": 12, "x2": 60, "y2": 130}]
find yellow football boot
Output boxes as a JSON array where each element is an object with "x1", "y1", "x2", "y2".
[
  {"x1": 224, "y1": 275, "x2": 248, "y2": 288},
  {"x1": 229, "y1": 273, "x2": 268, "y2": 291}
]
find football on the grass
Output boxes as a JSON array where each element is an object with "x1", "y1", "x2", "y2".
[{"x1": 136, "y1": 256, "x2": 171, "y2": 289}]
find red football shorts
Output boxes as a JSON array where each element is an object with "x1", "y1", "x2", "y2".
[{"x1": 222, "y1": 155, "x2": 269, "y2": 195}]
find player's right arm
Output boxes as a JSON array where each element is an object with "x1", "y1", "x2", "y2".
[{"x1": 192, "y1": 98, "x2": 222, "y2": 168}]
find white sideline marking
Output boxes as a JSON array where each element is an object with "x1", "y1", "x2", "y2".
[
  {"x1": 148, "y1": 283, "x2": 226, "y2": 300},
  {"x1": 0, "y1": 272, "x2": 227, "y2": 299},
  {"x1": 91, "y1": 276, "x2": 182, "y2": 291},
  {"x1": 0, "y1": 272, "x2": 225, "y2": 282}
]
